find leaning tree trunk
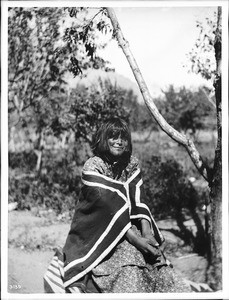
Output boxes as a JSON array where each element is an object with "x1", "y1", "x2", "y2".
[
  {"x1": 106, "y1": 8, "x2": 210, "y2": 182},
  {"x1": 106, "y1": 7, "x2": 222, "y2": 290},
  {"x1": 206, "y1": 7, "x2": 222, "y2": 291}
]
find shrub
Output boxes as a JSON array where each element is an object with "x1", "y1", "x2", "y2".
[
  {"x1": 9, "y1": 148, "x2": 82, "y2": 216},
  {"x1": 141, "y1": 155, "x2": 200, "y2": 219}
]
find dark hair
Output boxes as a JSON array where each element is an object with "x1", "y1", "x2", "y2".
[{"x1": 91, "y1": 117, "x2": 132, "y2": 163}]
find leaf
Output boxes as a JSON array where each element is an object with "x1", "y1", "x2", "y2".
[{"x1": 69, "y1": 56, "x2": 82, "y2": 76}]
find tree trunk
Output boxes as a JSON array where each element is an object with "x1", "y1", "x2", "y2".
[
  {"x1": 34, "y1": 129, "x2": 45, "y2": 174},
  {"x1": 207, "y1": 7, "x2": 222, "y2": 289},
  {"x1": 207, "y1": 79, "x2": 222, "y2": 289}
]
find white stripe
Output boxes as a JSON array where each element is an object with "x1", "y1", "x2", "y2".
[
  {"x1": 136, "y1": 203, "x2": 164, "y2": 240},
  {"x1": 53, "y1": 256, "x2": 64, "y2": 266},
  {"x1": 83, "y1": 169, "x2": 141, "y2": 186},
  {"x1": 130, "y1": 214, "x2": 151, "y2": 224},
  {"x1": 48, "y1": 265, "x2": 61, "y2": 277},
  {"x1": 59, "y1": 265, "x2": 64, "y2": 278},
  {"x1": 136, "y1": 202, "x2": 154, "y2": 218},
  {"x1": 50, "y1": 259, "x2": 64, "y2": 277},
  {"x1": 136, "y1": 202, "x2": 156, "y2": 224},
  {"x1": 82, "y1": 180, "x2": 127, "y2": 202},
  {"x1": 64, "y1": 203, "x2": 129, "y2": 272},
  {"x1": 68, "y1": 286, "x2": 81, "y2": 293},
  {"x1": 50, "y1": 259, "x2": 60, "y2": 268},
  {"x1": 83, "y1": 170, "x2": 123, "y2": 185},
  {"x1": 135, "y1": 179, "x2": 143, "y2": 204},
  {"x1": 64, "y1": 222, "x2": 131, "y2": 288},
  {"x1": 126, "y1": 168, "x2": 141, "y2": 184},
  {"x1": 59, "y1": 260, "x2": 64, "y2": 266},
  {"x1": 44, "y1": 274, "x2": 65, "y2": 293},
  {"x1": 44, "y1": 275, "x2": 63, "y2": 293},
  {"x1": 46, "y1": 271, "x2": 64, "y2": 286},
  {"x1": 123, "y1": 182, "x2": 131, "y2": 212}
]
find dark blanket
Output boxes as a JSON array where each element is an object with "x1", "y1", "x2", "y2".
[{"x1": 63, "y1": 169, "x2": 164, "y2": 288}]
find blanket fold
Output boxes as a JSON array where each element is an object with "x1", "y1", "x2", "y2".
[{"x1": 62, "y1": 169, "x2": 164, "y2": 288}]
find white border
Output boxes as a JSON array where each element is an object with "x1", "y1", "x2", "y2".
[
  {"x1": 2, "y1": 1, "x2": 227, "y2": 8},
  {"x1": 2, "y1": 1, "x2": 228, "y2": 300},
  {"x1": 221, "y1": 0, "x2": 229, "y2": 297}
]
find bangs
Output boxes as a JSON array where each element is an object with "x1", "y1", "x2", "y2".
[
  {"x1": 107, "y1": 128, "x2": 129, "y2": 140},
  {"x1": 106, "y1": 120, "x2": 130, "y2": 140}
]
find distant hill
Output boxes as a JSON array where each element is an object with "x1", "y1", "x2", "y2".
[{"x1": 65, "y1": 69, "x2": 145, "y2": 103}]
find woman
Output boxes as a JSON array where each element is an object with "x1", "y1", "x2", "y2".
[{"x1": 44, "y1": 117, "x2": 190, "y2": 293}]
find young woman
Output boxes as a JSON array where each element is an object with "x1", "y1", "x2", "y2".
[{"x1": 44, "y1": 117, "x2": 190, "y2": 293}]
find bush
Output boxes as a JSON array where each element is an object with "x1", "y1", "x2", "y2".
[
  {"x1": 141, "y1": 155, "x2": 209, "y2": 254},
  {"x1": 141, "y1": 155, "x2": 200, "y2": 219},
  {"x1": 9, "y1": 148, "x2": 82, "y2": 216},
  {"x1": 9, "y1": 151, "x2": 37, "y2": 170}
]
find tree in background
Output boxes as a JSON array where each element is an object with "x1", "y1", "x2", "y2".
[
  {"x1": 9, "y1": 7, "x2": 68, "y2": 172},
  {"x1": 8, "y1": 7, "x2": 112, "y2": 173},
  {"x1": 49, "y1": 79, "x2": 132, "y2": 145},
  {"x1": 158, "y1": 85, "x2": 216, "y2": 136},
  {"x1": 69, "y1": 79, "x2": 131, "y2": 143}
]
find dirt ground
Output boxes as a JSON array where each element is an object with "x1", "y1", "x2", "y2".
[{"x1": 7, "y1": 210, "x2": 209, "y2": 294}]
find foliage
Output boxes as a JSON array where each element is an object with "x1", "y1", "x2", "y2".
[
  {"x1": 185, "y1": 12, "x2": 218, "y2": 81},
  {"x1": 9, "y1": 149, "x2": 81, "y2": 215},
  {"x1": 8, "y1": 7, "x2": 68, "y2": 128},
  {"x1": 66, "y1": 79, "x2": 132, "y2": 143},
  {"x1": 8, "y1": 7, "x2": 113, "y2": 141},
  {"x1": 141, "y1": 155, "x2": 208, "y2": 254},
  {"x1": 157, "y1": 85, "x2": 216, "y2": 135},
  {"x1": 57, "y1": 7, "x2": 114, "y2": 76},
  {"x1": 126, "y1": 94, "x2": 159, "y2": 133},
  {"x1": 142, "y1": 155, "x2": 200, "y2": 219}
]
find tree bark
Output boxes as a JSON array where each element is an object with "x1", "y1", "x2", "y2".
[
  {"x1": 106, "y1": 8, "x2": 209, "y2": 182},
  {"x1": 34, "y1": 128, "x2": 45, "y2": 174},
  {"x1": 206, "y1": 7, "x2": 222, "y2": 290}
]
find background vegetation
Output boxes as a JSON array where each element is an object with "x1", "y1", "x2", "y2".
[{"x1": 8, "y1": 7, "x2": 217, "y2": 272}]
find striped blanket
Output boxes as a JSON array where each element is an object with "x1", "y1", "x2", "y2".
[{"x1": 44, "y1": 169, "x2": 164, "y2": 293}]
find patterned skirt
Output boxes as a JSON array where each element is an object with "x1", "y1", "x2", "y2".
[
  {"x1": 91, "y1": 227, "x2": 191, "y2": 293},
  {"x1": 44, "y1": 226, "x2": 191, "y2": 293}
]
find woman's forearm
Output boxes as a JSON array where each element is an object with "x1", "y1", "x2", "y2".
[
  {"x1": 125, "y1": 227, "x2": 139, "y2": 245},
  {"x1": 141, "y1": 218, "x2": 152, "y2": 236},
  {"x1": 141, "y1": 219, "x2": 159, "y2": 247}
]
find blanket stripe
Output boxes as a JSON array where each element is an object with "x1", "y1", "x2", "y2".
[
  {"x1": 44, "y1": 250, "x2": 213, "y2": 293},
  {"x1": 61, "y1": 169, "x2": 164, "y2": 288},
  {"x1": 64, "y1": 204, "x2": 129, "y2": 272},
  {"x1": 44, "y1": 249, "x2": 81, "y2": 293}
]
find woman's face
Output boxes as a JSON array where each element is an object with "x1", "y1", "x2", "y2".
[{"x1": 107, "y1": 134, "x2": 128, "y2": 158}]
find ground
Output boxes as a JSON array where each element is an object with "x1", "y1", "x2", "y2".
[{"x1": 7, "y1": 210, "x2": 209, "y2": 294}]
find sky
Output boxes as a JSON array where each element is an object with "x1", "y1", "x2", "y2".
[{"x1": 99, "y1": 6, "x2": 217, "y2": 96}]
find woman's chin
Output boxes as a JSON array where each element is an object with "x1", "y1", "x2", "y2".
[{"x1": 110, "y1": 149, "x2": 125, "y2": 157}]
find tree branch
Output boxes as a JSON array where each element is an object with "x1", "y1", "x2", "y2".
[{"x1": 106, "y1": 7, "x2": 210, "y2": 182}]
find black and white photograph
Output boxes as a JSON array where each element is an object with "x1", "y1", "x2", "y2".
[{"x1": 1, "y1": 0, "x2": 228, "y2": 299}]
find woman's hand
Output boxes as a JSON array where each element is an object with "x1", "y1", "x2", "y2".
[
  {"x1": 125, "y1": 228, "x2": 161, "y2": 258},
  {"x1": 142, "y1": 233, "x2": 159, "y2": 248},
  {"x1": 136, "y1": 236, "x2": 161, "y2": 257}
]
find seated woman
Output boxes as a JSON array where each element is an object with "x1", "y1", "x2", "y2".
[{"x1": 44, "y1": 117, "x2": 191, "y2": 293}]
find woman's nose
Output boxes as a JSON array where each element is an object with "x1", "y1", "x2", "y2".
[{"x1": 116, "y1": 136, "x2": 123, "y2": 144}]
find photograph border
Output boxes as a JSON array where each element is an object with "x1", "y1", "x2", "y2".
[{"x1": 1, "y1": 1, "x2": 228, "y2": 300}]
